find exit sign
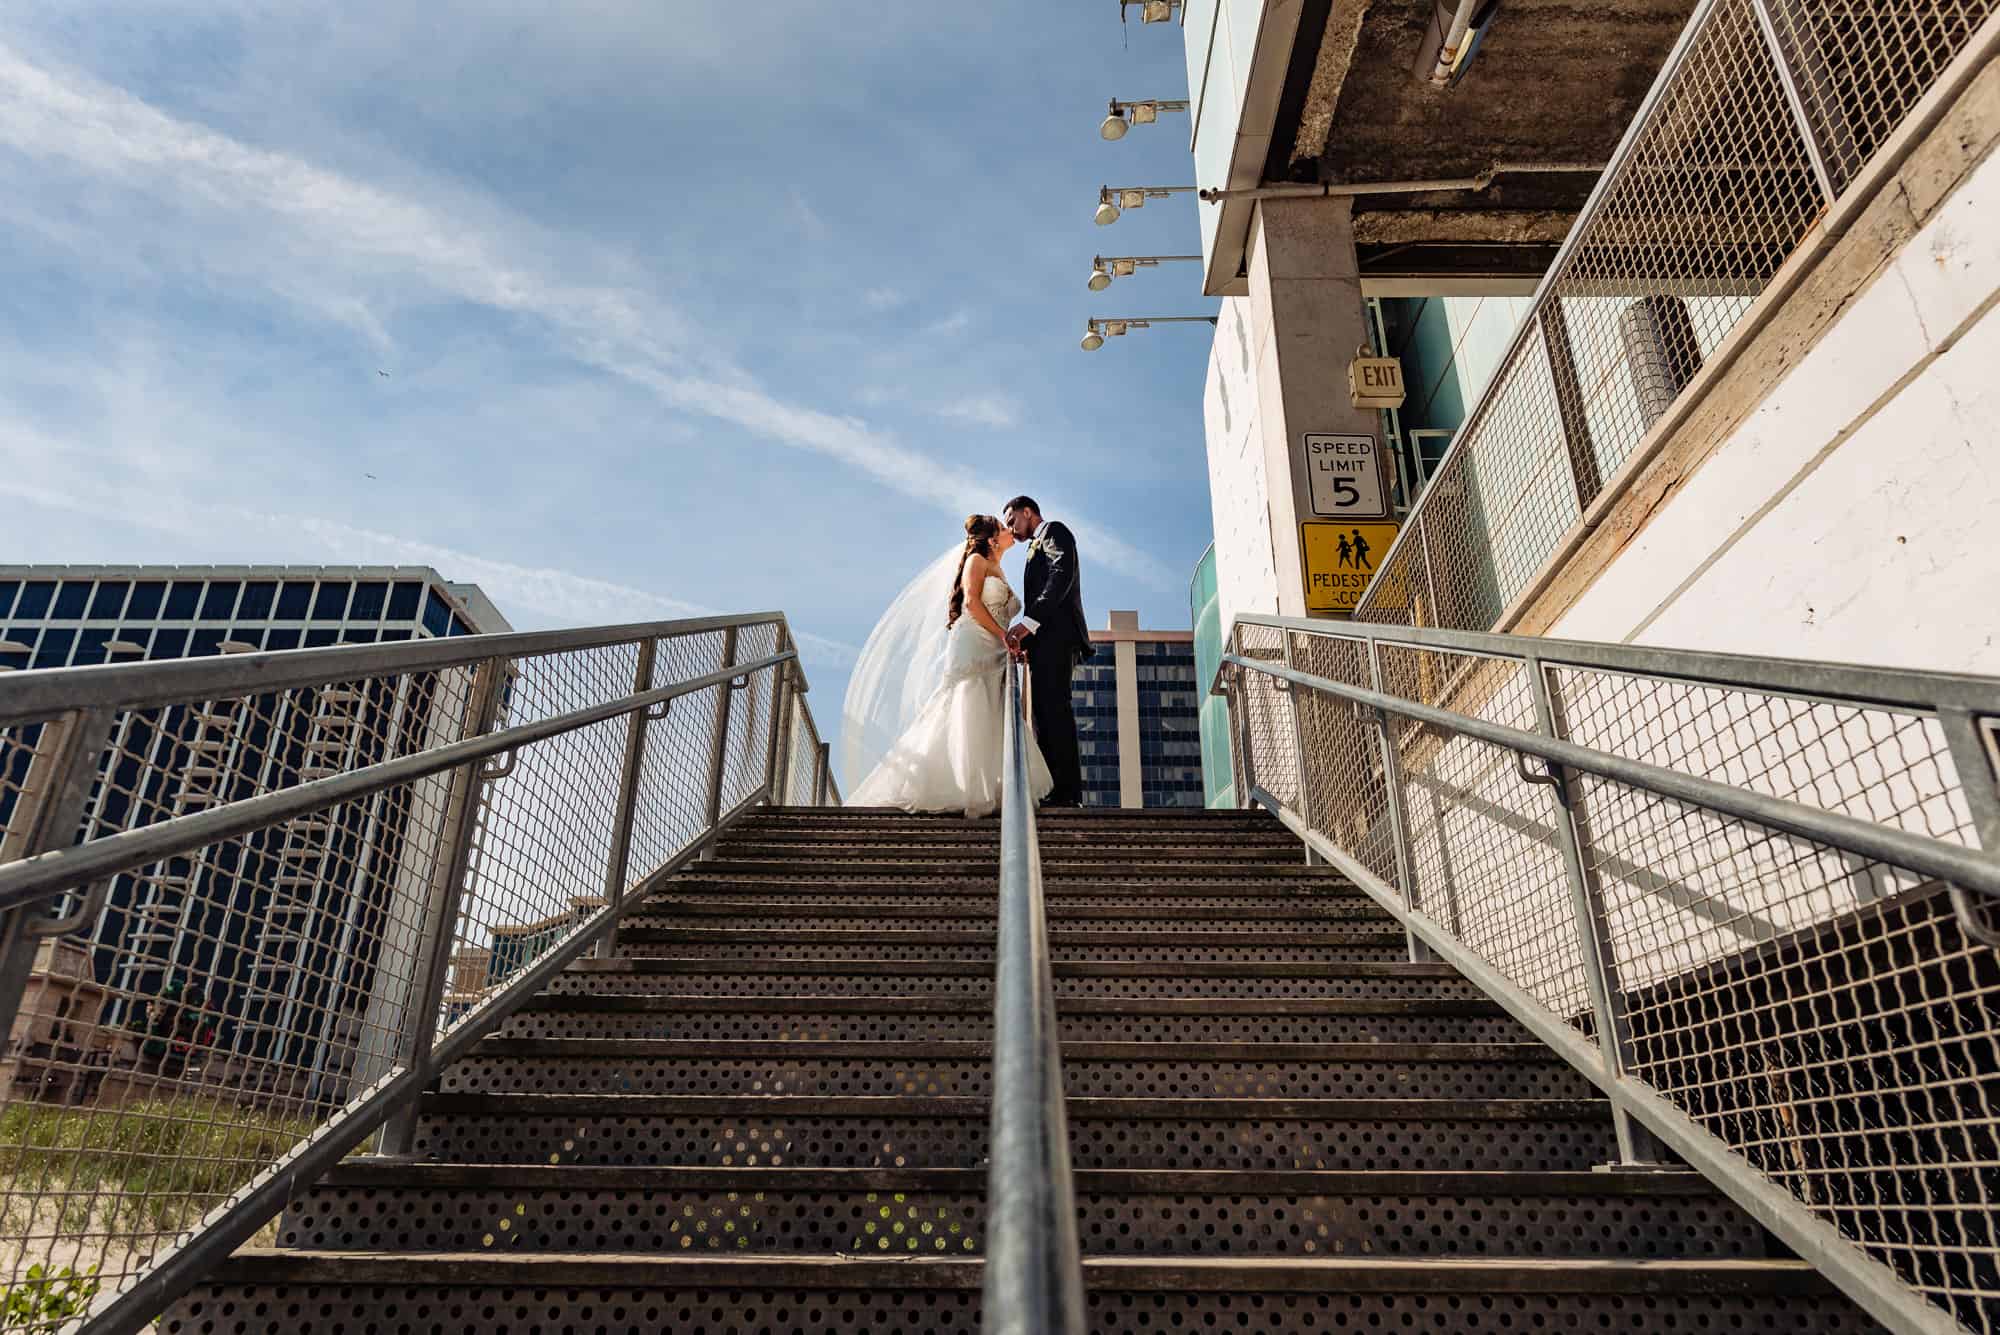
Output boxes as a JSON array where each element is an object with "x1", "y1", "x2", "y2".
[{"x1": 1348, "y1": 354, "x2": 1406, "y2": 410}]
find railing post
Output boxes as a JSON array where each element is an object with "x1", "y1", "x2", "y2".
[
  {"x1": 813, "y1": 741, "x2": 831, "y2": 807},
  {"x1": 702, "y1": 627, "x2": 741, "y2": 828},
  {"x1": 594, "y1": 637, "x2": 659, "y2": 961},
  {"x1": 0, "y1": 708, "x2": 116, "y2": 1048},
  {"x1": 1745, "y1": 0, "x2": 1840, "y2": 203},
  {"x1": 1424, "y1": 783, "x2": 1467, "y2": 937},
  {"x1": 761, "y1": 630, "x2": 790, "y2": 803},
  {"x1": 1526, "y1": 654, "x2": 1670, "y2": 1167},
  {"x1": 377, "y1": 657, "x2": 509, "y2": 1157},
  {"x1": 771, "y1": 667, "x2": 797, "y2": 807},
  {"x1": 1365, "y1": 639, "x2": 1431, "y2": 963},
  {"x1": 1225, "y1": 627, "x2": 1257, "y2": 810},
  {"x1": 1539, "y1": 302, "x2": 1605, "y2": 516},
  {"x1": 1938, "y1": 708, "x2": 2000, "y2": 947},
  {"x1": 1281, "y1": 631, "x2": 1321, "y2": 863}
]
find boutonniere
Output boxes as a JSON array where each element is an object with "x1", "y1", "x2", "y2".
[{"x1": 1029, "y1": 538, "x2": 1047, "y2": 556}]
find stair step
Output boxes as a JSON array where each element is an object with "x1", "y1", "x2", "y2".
[
  {"x1": 713, "y1": 844, "x2": 1306, "y2": 863},
  {"x1": 556, "y1": 957, "x2": 1476, "y2": 1000},
  {"x1": 651, "y1": 878, "x2": 1360, "y2": 905},
  {"x1": 493, "y1": 995, "x2": 1527, "y2": 1044},
  {"x1": 447, "y1": 1038, "x2": 1596, "y2": 1099},
  {"x1": 170, "y1": 1253, "x2": 1868, "y2": 1335},
  {"x1": 282, "y1": 1164, "x2": 1754, "y2": 1259},
  {"x1": 618, "y1": 902, "x2": 1390, "y2": 930},
  {"x1": 694, "y1": 858, "x2": 1343, "y2": 879},
  {"x1": 405, "y1": 1094, "x2": 1616, "y2": 1172},
  {"x1": 613, "y1": 928, "x2": 1411, "y2": 965}
]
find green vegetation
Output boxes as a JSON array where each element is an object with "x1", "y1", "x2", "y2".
[
  {"x1": 0, "y1": 1097, "x2": 315, "y2": 1237},
  {"x1": 0, "y1": 1264, "x2": 99, "y2": 1329}
]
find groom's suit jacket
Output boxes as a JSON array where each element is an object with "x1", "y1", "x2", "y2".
[{"x1": 1022, "y1": 521, "x2": 1093, "y2": 664}]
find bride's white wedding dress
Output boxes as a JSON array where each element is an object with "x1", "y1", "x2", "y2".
[{"x1": 846, "y1": 571, "x2": 1056, "y2": 817}]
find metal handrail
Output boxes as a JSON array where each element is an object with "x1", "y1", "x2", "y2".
[
  {"x1": 1221, "y1": 616, "x2": 2000, "y2": 1334},
  {"x1": 0, "y1": 609, "x2": 840, "y2": 1332},
  {"x1": 0, "y1": 649, "x2": 795, "y2": 914},
  {"x1": 982, "y1": 659, "x2": 1085, "y2": 1334}
]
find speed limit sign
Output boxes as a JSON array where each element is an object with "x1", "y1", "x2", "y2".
[{"x1": 1304, "y1": 433, "x2": 1388, "y2": 519}]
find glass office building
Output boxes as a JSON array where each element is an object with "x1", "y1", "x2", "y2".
[
  {"x1": 0, "y1": 566, "x2": 508, "y2": 1108},
  {"x1": 1067, "y1": 611, "x2": 1203, "y2": 809},
  {"x1": 1188, "y1": 546, "x2": 1236, "y2": 808}
]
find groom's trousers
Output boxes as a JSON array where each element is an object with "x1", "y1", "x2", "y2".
[{"x1": 1026, "y1": 638, "x2": 1084, "y2": 806}]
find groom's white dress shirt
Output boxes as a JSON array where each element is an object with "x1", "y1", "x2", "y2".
[{"x1": 1017, "y1": 520, "x2": 1052, "y2": 634}]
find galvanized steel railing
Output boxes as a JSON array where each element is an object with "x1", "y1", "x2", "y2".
[
  {"x1": 1219, "y1": 613, "x2": 2000, "y2": 1334},
  {"x1": 1355, "y1": 0, "x2": 2000, "y2": 632},
  {"x1": 982, "y1": 659, "x2": 1085, "y2": 1334},
  {"x1": 0, "y1": 613, "x2": 836, "y2": 1332}
]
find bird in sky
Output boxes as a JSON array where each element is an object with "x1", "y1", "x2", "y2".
[{"x1": 377, "y1": 369, "x2": 390, "y2": 378}]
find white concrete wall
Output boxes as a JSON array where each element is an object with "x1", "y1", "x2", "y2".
[
  {"x1": 1552, "y1": 145, "x2": 2000, "y2": 677},
  {"x1": 1203, "y1": 295, "x2": 1281, "y2": 631}
]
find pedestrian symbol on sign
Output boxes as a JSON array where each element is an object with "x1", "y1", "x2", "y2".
[{"x1": 1336, "y1": 530, "x2": 1374, "y2": 571}]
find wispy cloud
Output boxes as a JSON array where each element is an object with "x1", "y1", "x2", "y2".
[
  {"x1": 0, "y1": 426, "x2": 861, "y2": 667},
  {"x1": 937, "y1": 394, "x2": 1021, "y2": 429},
  {"x1": 862, "y1": 287, "x2": 907, "y2": 311},
  {"x1": 0, "y1": 43, "x2": 1175, "y2": 590},
  {"x1": 923, "y1": 309, "x2": 972, "y2": 338}
]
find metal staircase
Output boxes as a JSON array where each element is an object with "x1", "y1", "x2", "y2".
[{"x1": 159, "y1": 805, "x2": 1874, "y2": 1332}]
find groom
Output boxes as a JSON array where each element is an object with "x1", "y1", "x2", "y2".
[{"x1": 1003, "y1": 496, "x2": 1091, "y2": 807}]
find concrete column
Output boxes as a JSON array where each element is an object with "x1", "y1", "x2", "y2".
[
  {"x1": 1245, "y1": 196, "x2": 1382, "y2": 617},
  {"x1": 1111, "y1": 611, "x2": 1143, "y2": 809}
]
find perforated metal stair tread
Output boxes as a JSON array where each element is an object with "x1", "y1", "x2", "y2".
[
  {"x1": 629, "y1": 901, "x2": 1382, "y2": 923},
  {"x1": 614, "y1": 927, "x2": 1407, "y2": 945},
  {"x1": 470, "y1": 1038, "x2": 1562, "y2": 1062},
  {"x1": 694, "y1": 858, "x2": 1346, "y2": 878},
  {"x1": 320, "y1": 1162, "x2": 1706, "y2": 1195},
  {"x1": 201, "y1": 1250, "x2": 1844, "y2": 1295},
  {"x1": 563, "y1": 958, "x2": 1460, "y2": 978},
  {"x1": 416, "y1": 1093, "x2": 1607, "y2": 1119},
  {"x1": 513, "y1": 994, "x2": 1504, "y2": 1016}
]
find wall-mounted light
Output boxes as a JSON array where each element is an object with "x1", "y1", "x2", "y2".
[
  {"x1": 1100, "y1": 98, "x2": 1190, "y2": 141},
  {"x1": 1086, "y1": 254, "x2": 1201, "y2": 291},
  {"x1": 1094, "y1": 184, "x2": 1196, "y2": 225},
  {"x1": 1118, "y1": 0, "x2": 1183, "y2": 23},
  {"x1": 1079, "y1": 314, "x2": 1218, "y2": 351}
]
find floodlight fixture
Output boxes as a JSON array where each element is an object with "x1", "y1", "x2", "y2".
[
  {"x1": 1100, "y1": 98, "x2": 1189, "y2": 141},
  {"x1": 1094, "y1": 184, "x2": 1196, "y2": 224},
  {"x1": 1079, "y1": 314, "x2": 1219, "y2": 351},
  {"x1": 1083, "y1": 254, "x2": 1201, "y2": 291}
]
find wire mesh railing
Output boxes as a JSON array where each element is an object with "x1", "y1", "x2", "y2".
[
  {"x1": 1220, "y1": 613, "x2": 2000, "y2": 1333},
  {"x1": 0, "y1": 612, "x2": 835, "y2": 1332},
  {"x1": 1354, "y1": 0, "x2": 2000, "y2": 632}
]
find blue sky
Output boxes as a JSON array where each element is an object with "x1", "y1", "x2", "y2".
[{"x1": 0, "y1": 3, "x2": 1217, "y2": 777}]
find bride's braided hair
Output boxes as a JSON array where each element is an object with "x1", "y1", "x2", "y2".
[{"x1": 946, "y1": 514, "x2": 1003, "y2": 629}]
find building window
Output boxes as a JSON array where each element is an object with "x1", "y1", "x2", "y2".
[
  {"x1": 312, "y1": 582, "x2": 350, "y2": 621},
  {"x1": 164, "y1": 581, "x2": 202, "y2": 619},
  {"x1": 88, "y1": 581, "x2": 129, "y2": 619},
  {"x1": 201, "y1": 581, "x2": 241, "y2": 621},
  {"x1": 239, "y1": 580, "x2": 278, "y2": 621},
  {"x1": 53, "y1": 582, "x2": 90, "y2": 619},
  {"x1": 387, "y1": 581, "x2": 422, "y2": 622},
  {"x1": 350, "y1": 581, "x2": 389, "y2": 621},
  {"x1": 13, "y1": 581, "x2": 55, "y2": 619},
  {"x1": 127, "y1": 581, "x2": 167, "y2": 620},
  {"x1": 277, "y1": 581, "x2": 314, "y2": 620}
]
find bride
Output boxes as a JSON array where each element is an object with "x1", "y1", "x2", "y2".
[{"x1": 846, "y1": 514, "x2": 1056, "y2": 816}]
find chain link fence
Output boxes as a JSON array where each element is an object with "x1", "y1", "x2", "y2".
[
  {"x1": 0, "y1": 614, "x2": 834, "y2": 1330},
  {"x1": 1223, "y1": 614, "x2": 2000, "y2": 1332},
  {"x1": 1355, "y1": 0, "x2": 2000, "y2": 632}
]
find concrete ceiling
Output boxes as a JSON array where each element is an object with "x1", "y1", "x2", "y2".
[{"x1": 1268, "y1": 0, "x2": 1697, "y2": 283}]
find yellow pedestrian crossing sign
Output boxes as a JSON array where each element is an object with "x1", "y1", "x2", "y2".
[{"x1": 1301, "y1": 522, "x2": 1399, "y2": 614}]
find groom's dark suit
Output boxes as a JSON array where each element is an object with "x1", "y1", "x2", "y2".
[{"x1": 1020, "y1": 521, "x2": 1092, "y2": 806}]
